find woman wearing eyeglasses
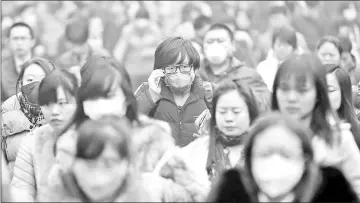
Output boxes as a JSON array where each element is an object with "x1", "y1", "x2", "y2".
[{"x1": 135, "y1": 36, "x2": 213, "y2": 147}]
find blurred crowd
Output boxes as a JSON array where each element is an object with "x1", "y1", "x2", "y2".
[
  {"x1": 2, "y1": 1, "x2": 360, "y2": 202},
  {"x1": 3, "y1": 1, "x2": 360, "y2": 89}
]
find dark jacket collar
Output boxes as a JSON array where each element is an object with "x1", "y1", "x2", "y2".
[{"x1": 203, "y1": 57, "x2": 245, "y2": 82}]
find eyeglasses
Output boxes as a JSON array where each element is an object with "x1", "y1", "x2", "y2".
[
  {"x1": 163, "y1": 64, "x2": 193, "y2": 74},
  {"x1": 10, "y1": 36, "x2": 32, "y2": 42}
]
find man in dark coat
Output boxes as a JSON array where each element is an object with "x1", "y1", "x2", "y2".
[{"x1": 2, "y1": 22, "x2": 35, "y2": 102}]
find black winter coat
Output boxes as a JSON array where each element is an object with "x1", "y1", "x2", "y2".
[{"x1": 208, "y1": 166, "x2": 359, "y2": 202}]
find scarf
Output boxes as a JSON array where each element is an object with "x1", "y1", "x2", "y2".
[
  {"x1": 18, "y1": 93, "x2": 44, "y2": 126},
  {"x1": 206, "y1": 127, "x2": 247, "y2": 182}
]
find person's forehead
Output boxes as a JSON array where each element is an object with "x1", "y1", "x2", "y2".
[
  {"x1": 10, "y1": 26, "x2": 32, "y2": 37},
  {"x1": 24, "y1": 64, "x2": 45, "y2": 75},
  {"x1": 318, "y1": 42, "x2": 338, "y2": 52},
  {"x1": 253, "y1": 125, "x2": 302, "y2": 151},
  {"x1": 205, "y1": 29, "x2": 231, "y2": 40},
  {"x1": 279, "y1": 72, "x2": 314, "y2": 86},
  {"x1": 217, "y1": 92, "x2": 246, "y2": 108}
]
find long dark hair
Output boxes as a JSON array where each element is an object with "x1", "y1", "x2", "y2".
[
  {"x1": 206, "y1": 79, "x2": 259, "y2": 175},
  {"x1": 326, "y1": 64, "x2": 360, "y2": 149},
  {"x1": 242, "y1": 112, "x2": 321, "y2": 202},
  {"x1": 272, "y1": 53, "x2": 337, "y2": 145},
  {"x1": 55, "y1": 56, "x2": 139, "y2": 155}
]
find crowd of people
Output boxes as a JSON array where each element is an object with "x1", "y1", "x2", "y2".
[{"x1": 2, "y1": 1, "x2": 360, "y2": 202}]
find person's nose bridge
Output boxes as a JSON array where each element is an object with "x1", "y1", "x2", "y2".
[
  {"x1": 51, "y1": 103, "x2": 61, "y2": 115},
  {"x1": 287, "y1": 90, "x2": 298, "y2": 101},
  {"x1": 224, "y1": 110, "x2": 235, "y2": 121},
  {"x1": 324, "y1": 53, "x2": 332, "y2": 60}
]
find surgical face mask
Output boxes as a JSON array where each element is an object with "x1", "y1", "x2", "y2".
[
  {"x1": 344, "y1": 8, "x2": 357, "y2": 21},
  {"x1": 165, "y1": 71, "x2": 195, "y2": 94},
  {"x1": 83, "y1": 94, "x2": 126, "y2": 120},
  {"x1": 204, "y1": 43, "x2": 229, "y2": 65},
  {"x1": 251, "y1": 154, "x2": 305, "y2": 199}
]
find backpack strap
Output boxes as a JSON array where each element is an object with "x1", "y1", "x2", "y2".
[
  {"x1": 203, "y1": 81, "x2": 214, "y2": 111},
  {"x1": 148, "y1": 100, "x2": 160, "y2": 118}
]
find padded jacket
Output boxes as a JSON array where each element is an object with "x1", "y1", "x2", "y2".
[
  {"x1": 135, "y1": 75, "x2": 212, "y2": 147},
  {"x1": 10, "y1": 124, "x2": 71, "y2": 202},
  {"x1": 1, "y1": 94, "x2": 46, "y2": 179}
]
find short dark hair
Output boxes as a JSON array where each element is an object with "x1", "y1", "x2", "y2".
[
  {"x1": 272, "y1": 26, "x2": 297, "y2": 49},
  {"x1": 317, "y1": 35, "x2": 343, "y2": 55},
  {"x1": 153, "y1": 37, "x2": 200, "y2": 70},
  {"x1": 269, "y1": 5, "x2": 288, "y2": 16},
  {"x1": 7, "y1": 22, "x2": 34, "y2": 39},
  {"x1": 206, "y1": 23, "x2": 234, "y2": 41},
  {"x1": 65, "y1": 15, "x2": 89, "y2": 45},
  {"x1": 193, "y1": 15, "x2": 212, "y2": 30}
]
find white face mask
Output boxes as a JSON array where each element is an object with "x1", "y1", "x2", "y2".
[
  {"x1": 165, "y1": 73, "x2": 195, "y2": 95},
  {"x1": 204, "y1": 43, "x2": 229, "y2": 65},
  {"x1": 252, "y1": 154, "x2": 305, "y2": 199},
  {"x1": 344, "y1": 8, "x2": 357, "y2": 21},
  {"x1": 83, "y1": 96, "x2": 126, "y2": 120}
]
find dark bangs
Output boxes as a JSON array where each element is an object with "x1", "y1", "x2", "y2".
[
  {"x1": 272, "y1": 53, "x2": 326, "y2": 106},
  {"x1": 272, "y1": 53, "x2": 333, "y2": 144},
  {"x1": 76, "y1": 116, "x2": 132, "y2": 160},
  {"x1": 153, "y1": 37, "x2": 200, "y2": 70},
  {"x1": 38, "y1": 69, "x2": 78, "y2": 106}
]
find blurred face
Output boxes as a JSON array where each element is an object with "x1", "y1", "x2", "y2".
[
  {"x1": 235, "y1": 11, "x2": 251, "y2": 30},
  {"x1": 22, "y1": 64, "x2": 46, "y2": 86},
  {"x1": 70, "y1": 42, "x2": 89, "y2": 57},
  {"x1": 276, "y1": 75, "x2": 317, "y2": 121},
  {"x1": 327, "y1": 73, "x2": 342, "y2": 111},
  {"x1": 8, "y1": 26, "x2": 35, "y2": 57},
  {"x1": 343, "y1": 4, "x2": 357, "y2": 21},
  {"x1": 251, "y1": 125, "x2": 305, "y2": 199},
  {"x1": 338, "y1": 25, "x2": 351, "y2": 37},
  {"x1": 317, "y1": 42, "x2": 341, "y2": 65},
  {"x1": 203, "y1": 29, "x2": 234, "y2": 65},
  {"x1": 215, "y1": 90, "x2": 250, "y2": 136},
  {"x1": 269, "y1": 13, "x2": 288, "y2": 30},
  {"x1": 73, "y1": 143, "x2": 129, "y2": 201},
  {"x1": 340, "y1": 52, "x2": 355, "y2": 72},
  {"x1": 83, "y1": 84, "x2": 127, "y2": 120},
  {"x1": 41, "y1": 87, "x2": 77, "y2": 131},
  {"x1": 273, "y1": 38, "x2": 294, "y2": 61}
]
